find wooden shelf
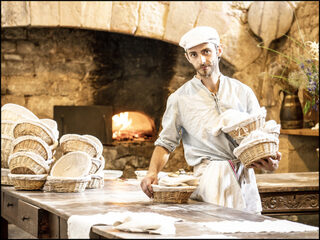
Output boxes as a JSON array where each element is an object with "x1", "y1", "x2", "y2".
[{"x1": 280, "y1": 128, "x2": 319, "y2": 136}]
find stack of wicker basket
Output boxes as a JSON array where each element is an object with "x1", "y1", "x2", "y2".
[
  {"x1": 1, "y1": 103, "x2": 59, "y2": 190},
  {"x1": 44, "y1": 134, "x2": 104, "y2": 192}
]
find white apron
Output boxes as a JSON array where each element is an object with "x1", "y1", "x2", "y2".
[{"x1": 190, "y1": 159, "x2": 262, "y2": 214}]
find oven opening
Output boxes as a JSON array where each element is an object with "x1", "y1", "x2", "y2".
[{"x1": 112, "y1": 111, "x2": 155, "y2": 142}]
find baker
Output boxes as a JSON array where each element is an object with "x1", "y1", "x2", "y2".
[{"x1": 140, "y1": 26, "x2": 281, "y2": 214}]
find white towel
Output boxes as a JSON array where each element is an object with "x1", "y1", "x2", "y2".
[
  {"x1": 158, "y1": 175, "x2": 199, "y2": 186},
  {"x1": 199, "y1": 219, "x2": 318, "y2": 233},
  {"x1": 67, "y1": 211, "x2": 179, "y2": 238}
]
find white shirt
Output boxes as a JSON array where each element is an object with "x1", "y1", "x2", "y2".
[{"x1": 155, "y1": 74, "x2": 261, "y2": 166}]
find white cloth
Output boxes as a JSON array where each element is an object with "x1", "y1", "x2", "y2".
[
  {"x1": 158, "y1": 175, "x2": 199, "y2": 186},
  {"x1": 67, "y1": 211, "x2": 179, "y2": 238},
  {"x1": 199, "y1": 219, "x2": 318, "y2": 233},
  {"x1": 191, "y1": 160, "x2": 262, "y2": 214}
]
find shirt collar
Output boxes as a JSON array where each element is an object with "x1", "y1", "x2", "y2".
[{"x1": 192, "y1": 74, "x2": 224, "y2": 96}]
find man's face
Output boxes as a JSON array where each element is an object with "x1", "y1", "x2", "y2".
[{"x1": 185, "y1": 42, "x2": 221, "y2": 78}]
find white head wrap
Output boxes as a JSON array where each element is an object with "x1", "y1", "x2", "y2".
[{"x1": 179, "y1": 26, "x2": 220, "y2": 51}]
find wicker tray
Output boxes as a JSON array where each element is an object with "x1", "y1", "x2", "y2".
[
  {"x1": 236, "y1": 141, "x2": 278, "y2": 168},
  {"x1": 1, "y1": 103, "x2": 39, "y2": 122},
  {"x1": 1, "y1": 120, "x2": 16, "y2": 137},
  {"x1": 8, "y1": 173, "x2": 47, "y2": 190},
  {"x1": 151, "y1": 184, "x2": 197, "y2": 204},
  {"x1": 43, "y1": 175, "x2": 91, "y2": 193},
  {"x1": 8, "y1": 151, "x2": 51, "y2": 174},
  {"x1": 1, "y1": 135, "x2": 14, "y2": 168},
  {"x1": 60, "y1": 134, "x2": 99, "y2": 157},
  {"x1": 1, "y1": 168, "x2": 13, "y2": 185},
  {"x1": 13, "y1": 119, "x2": 56, "y2": 145},
  {"x1": 12, "y1": 135, "x2": 52, "y2": 161}
]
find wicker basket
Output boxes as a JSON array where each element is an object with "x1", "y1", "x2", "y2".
[
  {"x1": 40, "y1": 119, "x2": 59, "y2": 140},
  {"x1": 225, "y1": 116, "x2": 265, "y2": 141},
  {"x1": 43, "y1": 175, "x2": 90, "y2": 193},
  {"x1": 1, "y1": 103, "x2": 39, "y2": 122},
  {"x1": 86, "y1": 173, "x2": 104, "y2": 189},
  {"x1": 236, "y1": 141, "x2": 278, "y2": 168},
  {"x1": 1, "y1": 135, "x2": 13, "y2": 168},
  {"x1": 151, "y1": 184, "x2": 196, "y2": 204},
  {"x1": 8, "y1": 151, "x2": 50, "y2": 174},
  {"x1": 50, "y1": 151, "x2": 92, "y2": 177},
  {"x1": 83, "y1": 135, "x2": 103, "y2": 157},
  {"x1": 8, "y1": 173, "x2": 47, "y2": 190},
  {"x1": 13, "y1": 120, "x2": 56, "y2": 145},
  {"x1": 89, "y1": 157, "x2": 103, "y2": 174},
  {"x1": 11, "y1": 135, "x2": 52, "y2": 161},
  {"x1": 1, "y1": 168, "x2": 13, "y2": 185},
  {"x1": 60, "y1": 134, "x2": 99, "y2": 157},
  {"x1": 1, "y1": 120, "x2": 16, "y2": 137}
]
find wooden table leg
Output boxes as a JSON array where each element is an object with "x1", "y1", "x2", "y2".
[{"x1": 1, "y1": 217, "x2": 8, "y2": 239}]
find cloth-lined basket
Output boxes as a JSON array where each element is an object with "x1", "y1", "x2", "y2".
[
  {"x1": 1, "y1": 135, "x2": 14, "y2": 168},
  {"x1": 222, "y1": 108, "x2": 266, "y2": 141},
  {"x1": 1, "y1": 120, "x2": 16, "y2": 137},
  {"x1": 1, "y1": 103, "x2": 39, "y2": 122},
  {"x1": 43, "y1": 175, "x2": 91, "y2": 192},
  {"x1": 12, "y1": 135, "x2": 52, "y2": 161},
  {"x1": 8, "y1": 151, "x2": 52, "y2": 174},
  {"x1": 50, "y1": 151, "x2": 92, "y2": 178},
  {"x1": 8, "y1": 173, "x2": 47, "y2": 190},
  {"x1": 60, "y1": 134, "x2": 99, "y2": 157},
  {"x1": 234, "y1": 141, "x2": 278, "y2": 168},
  {"x1": 13, "y1": 119, "x2": 57, "y2": 145},
  {"x1": 151, "y1": 184, "x2": 196, "y2": 204}
]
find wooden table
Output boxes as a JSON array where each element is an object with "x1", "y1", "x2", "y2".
[{"x1": 1, "y1": 179, "x2": 319, "y2": 239}]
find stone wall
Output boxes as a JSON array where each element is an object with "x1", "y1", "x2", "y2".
[{"x1": 1, "y1": 1, "x2": 319, "y2": 176}]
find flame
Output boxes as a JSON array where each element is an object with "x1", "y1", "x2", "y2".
[
  {"x1": 112, "y1": 111, "x2": 155, "y2": 141},
  {"x1": 112, "y1": 112, "x2": 132, "y2": 138}
]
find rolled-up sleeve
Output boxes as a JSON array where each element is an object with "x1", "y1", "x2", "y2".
[{"x1": 154, "y1": 93, "x2": 182, "y2": 152}]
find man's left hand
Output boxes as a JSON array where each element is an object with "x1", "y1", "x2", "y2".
[{"x1": 248, "y1": 151, "x2": 282, "y2": 171}]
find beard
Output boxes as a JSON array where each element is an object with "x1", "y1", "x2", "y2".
[{"x1": 196, "y1": 64, "x2": 214, "y2": 77}]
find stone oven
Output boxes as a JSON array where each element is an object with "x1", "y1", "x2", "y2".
[{"x1": 2, "y1": 2, "x2": 318, "y2": 177}]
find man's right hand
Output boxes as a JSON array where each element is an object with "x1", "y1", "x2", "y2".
[{"x1": 140, "y1": 172, "x2": 158, "y2": 198}]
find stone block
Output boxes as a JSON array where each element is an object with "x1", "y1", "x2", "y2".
[
  {"x1": 1, "y1": 41, "x2": 16, "y2": 53},
  {"x1": 81, "y1": 1, "x2": 112, "y2": 30},
  {"x1": 3, "y1": 60, "x2": 34, "y2": 76},
  {"x1": 5, "y1": 75, "x2": 49, "y2": 96},
  {"x1": 26, "y1": 95, "x2": 74, "y2": 119},
  {"x1": 1, "y1": 95, "x2": 26, "y2": 107},
  {"x1": 164, "y1": 1, "x2": 200, "y2": 44},
  {"x1": 16, "y1": 41, "x2": 35, "y2": 54},
  {"x1": 135, "y1": 2, "x2": 168, "y2": 40},
  {"x1": 220, "y1": 24, "x2": 261, "y2": 71},
  {"x1": 2, "y1": 28, "x2": 27, "y2": 39},
  {"x1": 60, "y1": 1, "x2": 82, "y2": 27},
  {"x1": 1, "y1": 1, "x2": 30, "y2": 27},
  {"x1": 3, "y1": 54, "x2": 23, "y2": 61},
  {"x1": 30, "y1": 1, "x2": 59, "y2": 26},
  {"x1": 110, "y1": 2, "x2": 139, "y2": 35},
  {"x1": 196, "y1": 9, "x2": 235, "y2": 39}
]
